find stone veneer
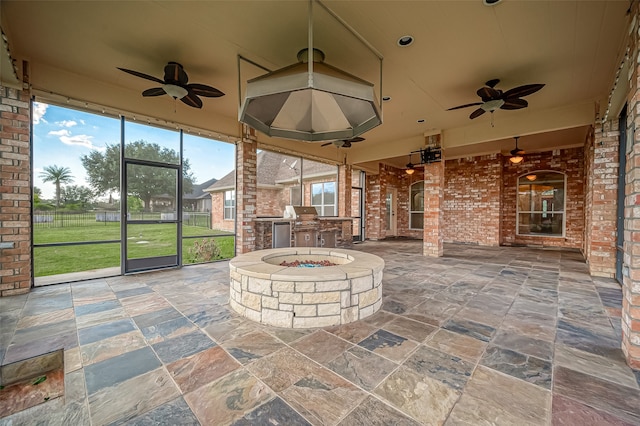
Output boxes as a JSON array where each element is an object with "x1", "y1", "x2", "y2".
[{"x1": 228, "y1": 248, "x2": 384, "y2": 328}]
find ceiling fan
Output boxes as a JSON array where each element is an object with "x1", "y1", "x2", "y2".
[
  {"x1": 447, "y1": 79, "x2": 544, "y2": 119},
  {"x1": 321, "y1": 137, "x2": 365, "y2": 148},
  {"x1": 117, "y1": 62, "x2": 224, "y2": 109}
]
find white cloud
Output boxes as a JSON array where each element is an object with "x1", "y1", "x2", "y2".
[
  {"x1": 48, "y1": 129, "x2": 70, "y2": 137},
  {"x1": 59, "y1": 134, "x2": 106, "y2": 152},
  {"x1": 33, "y1": 102, "x2": 48, "y2": 124},
  {"x1": 56, "y1": 120, "x2": 77, "y2": 128}
]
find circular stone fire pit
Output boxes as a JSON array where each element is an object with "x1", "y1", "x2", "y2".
[{"x1": 229, "y1": 248, "x2": 384, "y2": 328}]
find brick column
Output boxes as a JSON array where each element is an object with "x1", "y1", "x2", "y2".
[
  {"x1": 585, "y1": 122, "x2": 619, "y2": 277},
  {"x1": 365, "y1": 173, "x2": 382, "y2": 240},
  {"x1": 422, "y1": 159, "x2": 444, "y2": 257},
  {"x1": 338, "y1": 164, "x2": 352, "y2": 218},
  {"x1": 0, "y1": 86, "x2": 32, "y2": 296},
  {"x1": 235, "y1": 125, "x2": 257, "y2": 255},
  {"x1": 623, "y1": 141, "x2": 640, "y2": 369},
  {"x1": 623, "y1": 1, "x2": 640, "y2": 369}
]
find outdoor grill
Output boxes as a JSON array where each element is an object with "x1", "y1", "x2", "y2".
[{"x1": 291, "y1": 206, "x2": 319, "y2": 247}]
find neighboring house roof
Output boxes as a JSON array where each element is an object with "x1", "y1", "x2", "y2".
[
  {"x1": 205, "y1": 151, "x2": 336, "y2": 193},
  {"x1": 184, "y1": 178, "x2": 218, "y2": 200}
]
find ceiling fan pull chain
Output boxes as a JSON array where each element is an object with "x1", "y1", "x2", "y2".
[{"x1": 491, "y1": 111, "x2": 495, "y2": 127}]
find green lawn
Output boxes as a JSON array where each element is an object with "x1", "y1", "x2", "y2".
[{"x1": 34, "y1": 223, "x2": 235, "y2": 277}]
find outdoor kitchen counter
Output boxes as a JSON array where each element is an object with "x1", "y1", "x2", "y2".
[{"x1": 253, "y1": 217, "x2": 354, "y2": 249}]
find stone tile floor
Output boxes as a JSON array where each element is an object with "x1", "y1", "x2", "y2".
[{"x1": 1, "y1": 240, "x2": 640, "y2": 425}]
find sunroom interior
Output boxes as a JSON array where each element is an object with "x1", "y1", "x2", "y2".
[{"x1": 2, "y1": 1, "x2": 640, "y2": 417}]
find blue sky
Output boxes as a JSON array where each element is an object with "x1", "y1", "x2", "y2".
[{"x1": 33, "y1": 102, "x2": 235, "y2": 200}]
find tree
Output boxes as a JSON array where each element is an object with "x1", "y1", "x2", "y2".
[
  {"x1": 33, "y1": 187, "x2": 42, "y2": 204},
  {"x1": 81, "y1": 140, "x2": 194, "y2": 211},
  {"x1": 61, "y1": 185, "x2": 95, "y2": 209},
  {"x1": 39, "y1": 165, "x2": 74, "y2": 207}
]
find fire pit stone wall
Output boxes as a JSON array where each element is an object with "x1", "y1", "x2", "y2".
[{"x1": 229, "y1": 248, "x2": 384, "y2": 328}]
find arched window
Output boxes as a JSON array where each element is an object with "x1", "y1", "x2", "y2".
[
  {"x1": 410, "y1": 181, "x2": 424, "y2": 229},
  {"x1": 517, "y1": 171, "x2": 565, "y2": 236}
]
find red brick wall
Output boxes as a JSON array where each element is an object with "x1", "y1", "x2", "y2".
[
  {"x1": 362, "y1": 148, "x2": 585, "y2": 251},
  {"x1": 365, "y1": 172, "x2": 383, "y2": 240},
  {"x1": 338, "y1": 164, "x2": 352, "y2": 218},
  {"x1": 443, "y1": 154, "x2": 502, "y2": 246},
  {"x1": 622, "y1": 0, "x2": 640, "y2": 369},
  {"x1": 0, "y1": 86, "x2": 32, "y2": 296},
  {"x1": 501, "y1": 148, "x2": 584, "y2": 249},
  {"x1": 423, "y1": 161, "x2": 444, "y2": 257},
  {"x1": 583, "y1": 128, "x2": 595, "y2": 261},
  {"x1": 585, "y1": 124, "x2": 618, "y2": 277},
  {"x1": 257, "y1": 187, "x2": 287, "y2": 217},
  {"x1": 210, "y1": 192, "x2": 234, "y2": 232}
]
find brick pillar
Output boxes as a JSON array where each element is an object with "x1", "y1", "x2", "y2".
[
  {"x1": 623, "y1": 1, "x2": 640, "y2": 369},
  {"x1": 365, "y1": 173, "x2": 382, "y2": 240},
  {"x1": 338, "y1": 164, "x2": 352, "y2": 218},
  {"x1": 0, "y1": 86, "x2": 32, "y2": 296},
  {"x1": 423, "y1": 159, "x2": 444, "y2": 257},
  {"x1": 623, "y1": 141, "x2": 640, "y2": 369},
  {"x1": 585, "y1": 122, "x2": 619, "y2": 277},
  {"x1": 235, "y1": 125, "x2": 257, "y2": 255}
]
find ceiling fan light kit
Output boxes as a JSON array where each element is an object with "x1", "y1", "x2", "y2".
[
  {"x1": 509, "y1": 136, "x2": 525, "y2": 164},
  {"x1": 162, "y1": 84, "x2": 188, "y2": 99},
  {"x1": 238, "y1": 0, "x2": 383, "y2": 142},
  {"x1": 480, "y1": 99, "x2": 504, "y2": 112}
]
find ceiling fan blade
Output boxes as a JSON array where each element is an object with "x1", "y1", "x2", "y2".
[
  {"x1": 469, "y1": 108, "x2": 486, "y2": 119},
  {"x1": 117, "y1": 67, "x2": 164, "y2": 84},
  {"x1": 502, "y1": 83, "x2": 545, "y2": 99},
  {"x1": 485, "y1": 78, "x2": 500, "y2": 88},
  {"x1": 187, "y1": 83, "x2": 225, "y2": 98},
  {"x1": 446, "y1": 102, "x2": 483, "y2": 111},
  {"x1": 477, "y1": 86, "x2": 501, "y2": 101},
  {"x1": 180, "y1": 90, "x2": 203, "y2": 108},
  {"x1": 142, "y1": 87, "x2": 166, "y2": 97},
  {"x1": 164, "y1": 62, "x2": 189, "y2": 85},
  {"x1": 321, "y1": 142, "x2": 332, "y2": 147},
  {"x1": 501, "y1": 98, "x2": 528, "y2": 110},
  {"x1": 344, "y1": 137, "x2": 365, "y2": 143}
]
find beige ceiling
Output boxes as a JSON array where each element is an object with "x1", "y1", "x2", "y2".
[{"x1": 0, "y1": 0, "x2": 630, "y2": 171}]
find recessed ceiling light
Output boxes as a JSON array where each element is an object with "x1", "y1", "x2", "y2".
[
  {"x1": 397, "y1": 36, "x2": 414, "y2": 47},
  {"x1": 382, "y1": 96, "x2": 391, "y2": 102},
  {"x1": 417, "y1": 119, "x2": 425, "y2": 123},
  {"x1": 483, "y1": 0, "x2": 503, "y2": 5}
]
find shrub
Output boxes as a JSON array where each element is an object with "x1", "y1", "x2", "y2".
[{"x1": 188, "y1": 238, "x2": 221, "y2": 263}]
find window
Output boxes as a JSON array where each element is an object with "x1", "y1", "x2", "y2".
[
  {"x1": 517, "y1": 171, "x2": 565, "y2": 236},
  {"x1": 290, "y1": 186, "x2": 302, "y2": 206},
  {"x1": 224, "y1": 190, "x2": 235, "y2": 220},
  {"x1": 410, "y1": 181, "x2": 424, "y2": 229},
  {"x1": 311, "y1": 182, "x2": 336, "y2": 216}
]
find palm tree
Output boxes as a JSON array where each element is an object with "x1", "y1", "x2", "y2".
[{"x1": 39, "y1": 165, "x2": 74, "y2": 207}]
